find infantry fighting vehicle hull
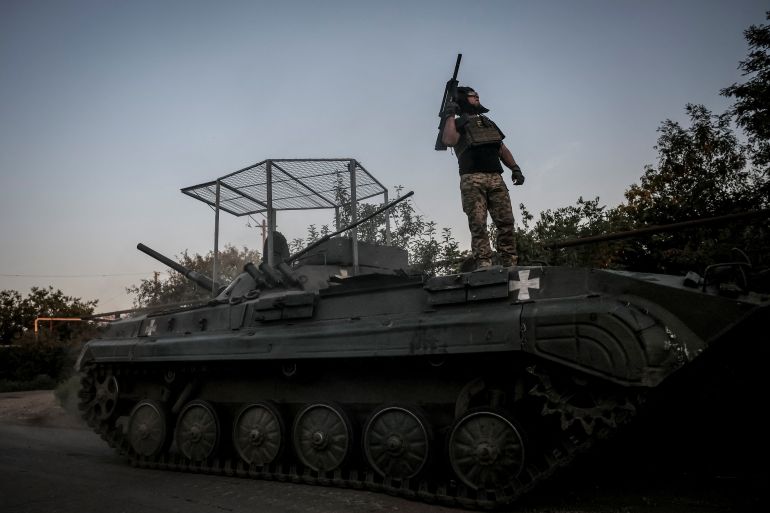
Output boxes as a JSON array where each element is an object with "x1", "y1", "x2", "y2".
[{"x1": 76, "y1": 229, "x2": 768, "y2": 509}]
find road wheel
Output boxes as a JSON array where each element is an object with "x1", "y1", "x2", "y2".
[
  {"x1": 292, "y1": 403, "x2": 352, "y2": 472},
  {"x1": 175, "y1": 400, "x2": 220, "y2": 462},
  {"x1": 363, "y1": 405, "x2": 431, "y2": 479},
  {"x1": 447, "y1": 408, "x2": 525, "y2": 491},
  {"x1": 233, "y1": 401, "x2": 284, "y2": 465},
  {"x1": 127, "y1": 400, "x2": 169, "y2": 458}
]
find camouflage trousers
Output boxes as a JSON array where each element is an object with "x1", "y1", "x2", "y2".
[{"x1": 459, "y1": 172, "x2": 517, "y2": 266}]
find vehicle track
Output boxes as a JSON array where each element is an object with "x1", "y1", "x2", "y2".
[{"x1": 78, "y1": 363, "x2": 634, "y2": 510}]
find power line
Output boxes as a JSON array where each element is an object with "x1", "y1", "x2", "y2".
[{"x1": 0, "y1": 272, "x2": 157, "y2": 278}]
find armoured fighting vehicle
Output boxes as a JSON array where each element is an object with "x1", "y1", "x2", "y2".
[{"x1": 76, "y1": 200, "x2": 769, "y2": 509}]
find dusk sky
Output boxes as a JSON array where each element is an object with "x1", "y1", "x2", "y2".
[{"x1": 1, "y1": 0, "x2": 767, "y2": 312}]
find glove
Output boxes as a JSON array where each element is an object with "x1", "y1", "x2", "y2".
[
  {"x1": 441, "y1": 100, "x2": 459, "y2": 119},
  {"x1": 511, "y1": 168, "x2": 525, "y2": 185},
  {"x1": 455, "y1": 113, "x2": 470, "y2": 128}
]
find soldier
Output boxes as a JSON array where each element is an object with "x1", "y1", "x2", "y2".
[{"x1": 441, "y1": 86, "x2": 525, "y2": 269}]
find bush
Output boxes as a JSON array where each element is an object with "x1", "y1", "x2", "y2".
[{"x1": 0, "y1": 338, "x2": 84, "y2": 392}]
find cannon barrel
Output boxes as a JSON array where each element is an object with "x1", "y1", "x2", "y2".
[
  {"x1": 544, "y1": 209, "x2": 770, "y2": 249},
  {"x1": 286, "y1": 191, "x2": 414, "y2": 264},
  {"x1": 137, "y1": 243, "x2": 221, "y2": 292}
]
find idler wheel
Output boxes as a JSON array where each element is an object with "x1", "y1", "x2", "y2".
[
  {"x1": 127, "y1": 400, "x2": 169, "y2": 458},
  {"x1": 292, "y1": 403, "x2": 352, "y2": 472},
  {"x1": 233, "y1": 401, "x2": 284, "y2": 465},
  {"x1": 363, "y1": 405, "x2": 432, "y2": 479},
  {"x1": 175, "y1": 400, "x2": 221, "y2": 462},
  {"x1": 447, "y1": 409, "x2": 525, "y2": 491}
]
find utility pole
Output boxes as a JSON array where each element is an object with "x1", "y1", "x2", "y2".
[{"x1": 259, "y1": 219, "x2": 267, "y2": 247}]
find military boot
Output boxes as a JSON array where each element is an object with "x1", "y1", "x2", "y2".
[
  {"x1": 499, "y1": 255, "x2": 518, "y2": 267},
  {"x1": 476, "y1": 258, "x2": 493, "y2": 270}
]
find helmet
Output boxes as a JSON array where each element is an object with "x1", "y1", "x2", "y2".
[{"x1": 456, "y1": 86, "x2": 489, "y2": 114}]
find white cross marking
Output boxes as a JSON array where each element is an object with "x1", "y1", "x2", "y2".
[
  {"x1": 144, "y1": 319, "x2": 157, "y2": 336},
  {"x1": 509, "y1": 269, "x2": 540, "y2": 300}
]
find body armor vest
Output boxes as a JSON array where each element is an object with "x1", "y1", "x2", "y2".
[{"x1": 454, "y1": 115, "x2": 503, "y2": 155}]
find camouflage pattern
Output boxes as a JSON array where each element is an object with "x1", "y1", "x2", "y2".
[{"x1": 460, "y1": 173, "x2": 517, "y2": 267}]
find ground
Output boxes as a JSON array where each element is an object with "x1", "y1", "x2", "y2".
[{"x1": 0, "y1": 389, "x2": 83, "y2": 429}]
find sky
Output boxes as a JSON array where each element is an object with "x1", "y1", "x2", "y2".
[{"x1": 1, "y1": 0, "x2": 767, "y2": 312}]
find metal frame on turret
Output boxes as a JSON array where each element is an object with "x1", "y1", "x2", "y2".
[{"x1": 182, "y1": 158, "x2": 391, "y2": 295}]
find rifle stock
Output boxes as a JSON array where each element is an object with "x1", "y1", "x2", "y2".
[{"x1": 434, "y1": 53, "x2": 462, "y2": 151}]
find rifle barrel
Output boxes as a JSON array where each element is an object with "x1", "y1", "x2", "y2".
[{"x1": 452, "y1": 53, "x2": 462, "y2": 80}]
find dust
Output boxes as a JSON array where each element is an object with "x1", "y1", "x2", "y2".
[{"x1": 0, "y1": 389, "x2": 85, "y2": 429}]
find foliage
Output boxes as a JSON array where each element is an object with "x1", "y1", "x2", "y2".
[
  {"x1": 623, "y1": 105, "x2": 753, "y2": 222},
  {"x1": 524, "y1": 14, "x2": 770, "y2": 275},
  {"x1": 0, "y1": 287, "x2": 99, "y2": 391},
  {"x1": 722, "y1": 11, "x2": 770, "y2": 178},
  {"x1": 517, "y1": 197, "x2": 630, "y2": 268},
  {"x1": 127, "y1": 244, "x2": 261, "y2": 307},
  {"x1": 0, "y1": 287, "x2": 97, "y2": 344},
  {"x1": 0, "y1": 342, "x2": 69, "y2": 390},
  {"x1": 525, "y1": 102, "x2": 769, "y2": 274},
  {"x1": 409, "y1": 224, "x2": 464, "y2": 276},
  {"x1": 615, "y1": 104, "x2": 769, "y2": 274}
]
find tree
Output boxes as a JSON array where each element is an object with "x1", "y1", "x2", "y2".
[
  {"x1": 722, "y1": 11, "x2": 770, "y2": 184},
  {"x1": 0, "y1": 287, "x2": 97, "y2": 343},
  {"x1": 127, "y1": 244, "x2": 261, "y2": 307},
  {"x1": 517, "y1": 13, "x2": 770, "y2": 275},
  {"x1": 616, "y1": 104, "x2": 768, "y2": 273},
  {"x1": 522, "y1": 102, "x2": 766, "y2": 275},
  {"x1": 624, "y1": 104, "x2": 752, "y2": 222},
  {"x1": 410, "y1": 223, "x2": 465, "y2": 276},
  {"x1": 520, "y1": 105, "x2": 768, "y2": 273},
  {"x1": 519, "y1": 197, "x2": 628, "y2": 268}
]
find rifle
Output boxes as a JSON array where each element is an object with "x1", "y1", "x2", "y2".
[{"x1": 434, "y1": 53, "x2": 462, "y2": 151}]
